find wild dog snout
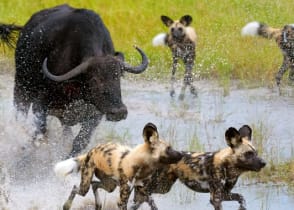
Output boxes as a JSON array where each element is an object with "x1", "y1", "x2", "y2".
[{"x1": 159, "y1": 147, "x2": 183, "y2": 164}]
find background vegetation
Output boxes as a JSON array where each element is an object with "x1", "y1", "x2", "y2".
[{"x1": 1, "y1": 0, "x2": 294, "y2": 84}]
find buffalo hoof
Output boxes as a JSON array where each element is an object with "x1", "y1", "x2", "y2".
[{"x1": 32, "y1": 133, "x2": 48, "y2": 147}]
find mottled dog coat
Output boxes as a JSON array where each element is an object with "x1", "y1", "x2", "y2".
[
  {"x1": 153, "y1": 15, "x2": 197, "y2": 100},
  {"x1": 242, "y1": 21, "x2": 294, "y2": 87},
  {"x1": 54, "y1": 122, "x2": 183, "y2": 210},
  {"x1": 131, "y1": 125, "x2": 266, "y2": 210}
]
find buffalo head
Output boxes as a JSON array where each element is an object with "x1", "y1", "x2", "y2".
[{"x1": 42, "y1": 46, "x2": 148, "y2": 121}]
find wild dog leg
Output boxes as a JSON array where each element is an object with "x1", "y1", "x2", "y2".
[
  {"x1": 210, "y1": 189, "x2": 223, "y2": 210},
  {"x1": 288, "y1": 62, "x2": 294, "y2": 84},
  {"x1": 117, "y1": 178, "x2": 131, "y2": 210},
  {"x1": 131, "y1": 186, "x2": 158, "y2": 210},
  {"x1": 209, "y1": 178, "x2": 224, "y2": 210},
  {"x1": 63, "y1": 165, "x2": 94, "y2": 210},
  {"x1": 276, "y1": 55, "x2": 289, "y2": 86},
  {"x1": 91, "y1": 182, "x2": 102, "y2": 210},
  {"x1": 91, "y1": 179, "x2": 117, "y2": 210},
  {"x1": 179, "y1": 53, "x2": 196, "y2": 100},
  {"x1": 63, "y1": 185, "x2": 79, "y2": 210},
  {"x1": 224, "y1": 192, "x2": 246, "y2": 210}
]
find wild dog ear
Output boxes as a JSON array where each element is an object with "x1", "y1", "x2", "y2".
[
  {"x1": 161, "y1": 15, "x2": 174, "y2": 27},
  {"x1": 143, "y1": 122, "x2": 159, "y2": 143},
  {"x1": 225, "y1": 127, "x2": 242, "y2": 148},
  {"x1": 179, "y1": 15, "x2": 192, "y2": 26},
  {"x1": 238, "y1": 125, "x2": 252, "y2": 141}
]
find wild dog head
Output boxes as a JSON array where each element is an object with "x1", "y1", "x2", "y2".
[
  {"x1": 281, "y1": 24, "x2": 294, "y2": 42},
  {"x1": 280, "y1": 25, "x2": 294, "y2": 59},
  {"x1": 161, "y1": 15, "x2": 193, "y2": 42},
  {"x1": 225, "y1": 125, "x2": 266, "y2": 172},
  {"x1": 143, "y1": 123, "x2": 183, "y2": 165}
]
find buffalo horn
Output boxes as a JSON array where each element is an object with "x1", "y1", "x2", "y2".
[
  {"x1": 122, "y1": 46, "x2": 149, "y2": 74},
  {"x1": 42, "y1": 57, "x2": 93, "y2": 82}
]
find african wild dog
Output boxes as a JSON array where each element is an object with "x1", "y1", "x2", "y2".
[
  {"x1": 131, "y1": 125, "x2": 266, "y2": 210},
  {"x1": 53, "y1": 122, "x2": 183, "y2": 210},
  {"x1": 241, "y1": 21, "x2": 294, "y2": 87},
  {"x1": 152, "y1": 15, "x2": 197, "y2": 100}
]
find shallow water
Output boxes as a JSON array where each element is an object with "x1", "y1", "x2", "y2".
[{"x1": 0, "y1": 69, "x2": 294, "y2": 210}]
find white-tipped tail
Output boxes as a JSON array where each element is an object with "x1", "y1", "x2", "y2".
[
  {"x1": 241, "y1": 21, "x2": 261, "y2": 36},
  {"x1": 152, "y1": 33, "x2": 166, "y2": 46},
  {"x1": 54, "y1": 158, "x2": 79, "y2": 178}
]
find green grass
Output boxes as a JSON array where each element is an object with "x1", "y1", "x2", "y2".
[
  {"x1": 0, "y1": 0, "x2": 294, "y2": 83},
  {"x1": 244, "y1": 159, "x2": 294, "y2": 190}
]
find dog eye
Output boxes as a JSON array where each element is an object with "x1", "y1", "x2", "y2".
[
  {"x1": 171, "y1": 28, "x2": 175, "y2": 32},
  {"x1": 179, "y1": 28, "x2": 183, "y2": 32},
  {"x1": 244, "y1": 151, "x2": 255, "y2": 158}
]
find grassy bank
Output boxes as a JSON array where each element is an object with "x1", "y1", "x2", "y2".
[{"x1": 1, "y1": 0, "x2": 294, "y2": 84}]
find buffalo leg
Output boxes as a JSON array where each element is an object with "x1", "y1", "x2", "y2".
[
  {"x1": 32, "y1": 102, "x2": 48, "y2": 145},
  {"x1": 13, "y1": 85, "x2": 31, "y2": 122},
  {"x1": 62, "y1": 125, "x2": 73, "y2": 138},
  {"x1": 69, "y1": 115, "x2": 102, "y2": 157}
]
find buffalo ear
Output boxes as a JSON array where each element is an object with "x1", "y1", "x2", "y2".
[
  {"x1": 180, "y1": 15, "x2": 192, "y2": 26},
  {"x1": 143, "y1": 122, "x2": 159, "y2": 144},
  {"x1": 238, "y1": 125, "x2": 252, "y2": 141},
  {"x1": 161, "y1": 15, "x2": 174, "y2": 27},
  {"x1": 225, "y1": 127, "x2": 242, "y2": 148},
  {"x1": 114, "y1": 51, "x2": 125, "y2": 62}
]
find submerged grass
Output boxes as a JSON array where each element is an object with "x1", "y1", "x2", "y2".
[
  {"x1": 244, "y1": 159, "x2": 294, "y2": 191},
  {"x1": 243, "y1": 121, "x2": 294, "y2": 188},
  {"x1": 1, "y1": 0, "x2": 294, "y2": 84}
]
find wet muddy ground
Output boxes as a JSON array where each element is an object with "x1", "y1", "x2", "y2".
[{"x1": 1, "y1": 66, "x2": 294, "y2": 209}]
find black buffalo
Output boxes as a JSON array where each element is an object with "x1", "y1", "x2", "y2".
[{"x1": 0, "y1": 4, "x2": 148, "y2": 156}]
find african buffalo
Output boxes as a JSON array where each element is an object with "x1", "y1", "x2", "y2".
[{"x1": 0, "y1": 4, "x2": 148, "y2": 157}]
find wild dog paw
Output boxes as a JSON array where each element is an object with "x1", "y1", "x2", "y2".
[
  {"x1": 190, "y1": 86, "x2": 198, "y2": 97},
  {"x1": 178, "y1": 93, "x2": 185, "y2": 100},
  {"x1": 170, "y1": 89, "x2": 175, "y2": 97}
]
